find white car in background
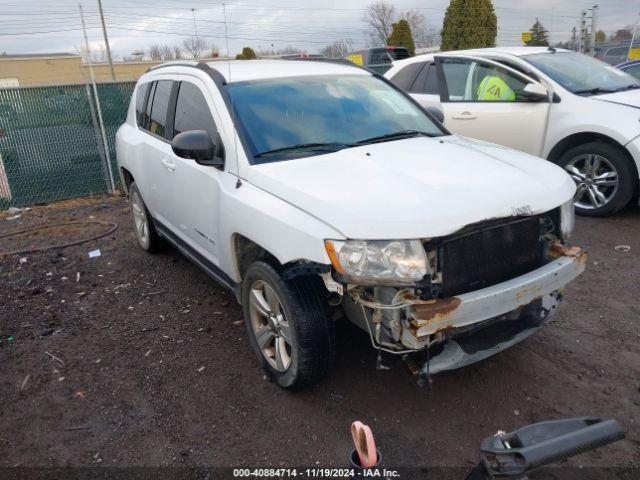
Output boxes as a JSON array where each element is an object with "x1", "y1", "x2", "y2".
[{"x1": 385, "y1": 47, "x2": 640, "y2": 216}]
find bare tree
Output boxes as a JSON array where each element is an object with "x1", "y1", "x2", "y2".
[
  {"x1": 182, "y1": 36, "x2": 208, "y2": 59},
  {"x1": 611, "y1": 27, "x2": 633, "y2": 42},
  {"x1": 74, "y1": 43, "x2": 108, "y2": 63},
  {"x1": 149, "y1": 43, "x2": 181, "y2": 61},
  {"x1": 364, "y1": 1, "x2": 396, "y2": 46},
  {"x1": 161, "y1": 44, "x2": 174, "y2": 60},
  {"x1": 320, "y1": 39, "x2": 354, "y2": 58},
  {"x1": 257, "y1": 45, "x2": 300, "y2": 56},
  {"x1": 400, "y1": 10, "x2": 435, "y2": 48},
  {"x1": 148, "y1": 44, "x2": 163, "y2": 61},
  {"x1": 255, "y1": 46, "x2": 300, "y2": 57},
  {"x1": 364, "y1": 2, "x2": 439, "y2": 49}
]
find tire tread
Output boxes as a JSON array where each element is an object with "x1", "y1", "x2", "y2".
[{"x1": 242, "y1": 262, "x2": 335, "y2": 390}]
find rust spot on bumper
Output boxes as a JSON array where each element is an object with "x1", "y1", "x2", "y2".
[
  {"x1": 549, "y1": 243, "x2": 584, "y2": 258},
  {"x1": 411, "y1": 297, "x2": 462, "y2": 326},
  {"x1": 549, "y1": 244, "x2": 588, "y2": 268}
]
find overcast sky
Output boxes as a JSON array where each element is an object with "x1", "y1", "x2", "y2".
[{"x1": 1, "y1": 0, "x2": 638, "y2": 59}]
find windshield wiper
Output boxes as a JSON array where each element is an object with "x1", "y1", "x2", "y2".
[
  {"x1": 614, "y1": 84, "x2": 640, "y2": 92},
  {"x1": 356, "y1": 129, "x2": 435, "y2": 145},
  {"x1": 254, "y1": 142, "x2": 355, "y2": 158},
  {"x1": 573, "y1": 87, "x2": 616, "y2": 96}
]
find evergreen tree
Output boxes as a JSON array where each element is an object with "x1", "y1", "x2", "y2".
[
  {"x1": 236, "y1": 47, "x2": 257, "y2": 60},
  {"x1": 441, "y1": 0, "x2": 497, "y2": 51},
  {"x1": 525, "y1": 18, "x2": 549, "y2": 47},
  {"x1": 387, "y1": 19, "x2": 416, "y2": 55}
]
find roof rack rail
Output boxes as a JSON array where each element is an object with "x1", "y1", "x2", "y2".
[
  {"x1": 282, "y1": 56, "x2": 377, "y2": 75},
  {"x1": 146, "y1": 61, "x2": 200, "y2": 72}
]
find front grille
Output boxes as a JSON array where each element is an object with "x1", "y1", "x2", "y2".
[{"x1": 436, "y1": 217, "x2": 545, "y2": 297}]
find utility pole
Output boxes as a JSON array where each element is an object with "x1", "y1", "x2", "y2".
[
  {"x1": 191, "y1": 8, "x2": 199, "y2": 38},
  {"x1": 571, "y1": 26, "x2": 578, "y2": 51},
  {"x1": 579, "y1": 10, "x2": 587, "y2": 53},
  {"x1": 80, "y1": 3, "x2": 115, "y2": 193},
  {"x1": 97, "y1": 0, "x2": 115, "y2": 81},
  {"x1": 590, "y1": 4, "x2": 598, "y2": 55}
]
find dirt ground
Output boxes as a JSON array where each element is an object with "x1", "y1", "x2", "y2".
[{"x1": 1, "y1": 195, "x2": 639, "y2": 475}]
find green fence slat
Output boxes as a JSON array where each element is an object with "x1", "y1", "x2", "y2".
[{"x1": 0, "y1": 81, "x2": 136, "y2": 209}]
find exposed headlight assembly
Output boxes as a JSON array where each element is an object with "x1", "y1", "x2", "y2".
[
  {"x1": 560, "y1": 199, "x2": 575, "y2": 241},
  {"x1": 324, "y1": 239, "x2": 428, "y2": 285}
]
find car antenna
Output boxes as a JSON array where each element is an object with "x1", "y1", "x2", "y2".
[{"x1": 222, "y1": 3, "x2": 242, "y2": 189}]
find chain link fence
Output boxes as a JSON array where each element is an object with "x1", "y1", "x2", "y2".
[{"x1": 0, "y1": 81, "x2": 135, "y2": 210}]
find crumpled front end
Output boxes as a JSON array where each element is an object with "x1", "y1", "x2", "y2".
[{"x1": 334, "y1": 212, "x2": 586, "y2": 377}]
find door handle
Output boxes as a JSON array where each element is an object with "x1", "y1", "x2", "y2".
[
  {"x1": 451, "y1": 111, "x2": 477, "y2": 120},
  {"x1": 161, "y1": 159, "x2": 176, "y2": 172}
]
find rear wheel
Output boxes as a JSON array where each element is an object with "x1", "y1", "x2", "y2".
[
  {"x1": 241, "y1": 261, "x2": 335, "y2": 389},
  {"x1": 129, "y1": 182, "x2": 161, "y2": 252},
  {"x1": 557, "y1": 142, "x2": 636, "y2": 216}
]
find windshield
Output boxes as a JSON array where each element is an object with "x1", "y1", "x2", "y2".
[
  {"x1": 523, "y1": 51, "x2": 640, "y2": 94},
  {"x1": 227, "y1": 74, "x2": 444, "y2": 162}
]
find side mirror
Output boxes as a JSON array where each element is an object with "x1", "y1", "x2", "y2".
[
  {"x1": 426, "y1": 106, "x2": 445, "y2": 124},
  {"x1": 522, "y1": 82, "x2": 549, "y2": 101},
  {"x1": 171, "y1": 130, "x2": 225, "y2": 168}
]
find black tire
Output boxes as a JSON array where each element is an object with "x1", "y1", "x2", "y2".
[
  {"x1": 241, "y1": 261, "x2": 336, "y2": 390},
  {"x1": 128, "y1": 181, "x2": 161, "y2": 252},
  {"x1": 556, "y1": 141, "x2": 636, "y2": 217}
]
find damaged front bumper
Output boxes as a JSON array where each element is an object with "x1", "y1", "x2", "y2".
[
  {"x1": 342, "y1": 247, "x2": 587, "y2": 376},
  {"x1": 420, "y1": 298, "x2": 557, "y2": 376},
  {"x1": 409, "y1": 248, "x2": 586, "y2": 337},
  {"x1": 414, "y1": 248, "x2": 586, "y2": 375}
]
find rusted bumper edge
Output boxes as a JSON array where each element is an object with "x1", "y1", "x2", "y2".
[
  {"x1": 423, "y1": 317, "x2": 544, "y2": 376},
  {"x1": 410, "y1": 248, "x2": 587, "y2": 337}
]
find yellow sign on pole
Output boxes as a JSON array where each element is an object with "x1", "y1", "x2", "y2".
[
  {"x1": 522, "y1": 32, "x2": 532, "y2": 43},
  {"x1": 629, "y1": 48, "x2": 640, "y2": 60}
]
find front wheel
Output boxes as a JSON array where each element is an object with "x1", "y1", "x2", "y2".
[
  {"x1": 241, "y1": 261, "x2": 335, "y2": 389},
  {"x1": 557, "y1": 142, "x2": 636, "y2": 217}
]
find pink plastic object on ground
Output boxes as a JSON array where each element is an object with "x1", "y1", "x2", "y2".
[{"x1": 351, "y1": 421, "x2": 377, "y2": 467}]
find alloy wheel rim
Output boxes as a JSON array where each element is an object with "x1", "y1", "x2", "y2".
[
  {"x1": 131, "y1": 191, "x2": 149, "y2": 246},
  {"x1": 248, "y1": 280, "x2": 292, "y2": 372},
  {"x1": 565, "y1": 154, "x2": 619, "y2": 210}
]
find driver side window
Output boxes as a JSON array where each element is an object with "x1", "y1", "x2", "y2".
[{"x1": 440, "y1": 58, "x2": 530, "y2": 102}]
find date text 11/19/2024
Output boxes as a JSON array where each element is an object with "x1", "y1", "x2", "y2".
[{"x1": 232, "y1": 468, "x2": 400, "y2": 477}]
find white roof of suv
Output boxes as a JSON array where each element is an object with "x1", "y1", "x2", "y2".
[
  {"x1": 152, "y1": 59, "x2": 369, "y2": 83},
  {"x1": 391, "y1": 46, "x2": 571, "y2": 68}
]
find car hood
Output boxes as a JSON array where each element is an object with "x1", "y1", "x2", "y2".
[
  {"x1": 593, "y1": 88, "x2": 640, "y2": 108},
  {"x1": 246, "y1": 135, "x2": 575, "y2": 239}
]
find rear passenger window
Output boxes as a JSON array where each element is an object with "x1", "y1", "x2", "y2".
[
  {"x1": 173, "y1": 82, "x2": 217, "y2": 139},
  {"x1": 423, "y1": 65, "x2": 440, "y2": 94},
  {"x1": 410, "y1": 64, "x2": 440, "y2": 94},
  {"x1": 148, "y1": 80, "x2": 172, "y2": 138},
  {"x1": 390, "y1": 63, "x2": 424, "y2": 90},
  {"x1": 135, "y1": 83, "x2": 149, "y2": 126},
  {"x1": 142, "y1": 82, "x2": 156, "y2": 130}
]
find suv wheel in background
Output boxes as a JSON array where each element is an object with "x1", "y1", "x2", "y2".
[
  {"x1": 241, "y1": 261, "x2": 335, "y2": 389},
  {"x1": 129, "y1": 181, "x2": 161, "y2": 252},
  {"x1": 557, "y1": 141, "x2": 636, "y2": 216}
]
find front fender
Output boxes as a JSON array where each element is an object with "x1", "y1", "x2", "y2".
[{"x1": 218, "y1": 180, "x2": 344, "y2": 283}]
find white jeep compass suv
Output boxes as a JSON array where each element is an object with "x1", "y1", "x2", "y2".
[{"x1": 116, "y1": 59, "x2": 585, "y2": 389}]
